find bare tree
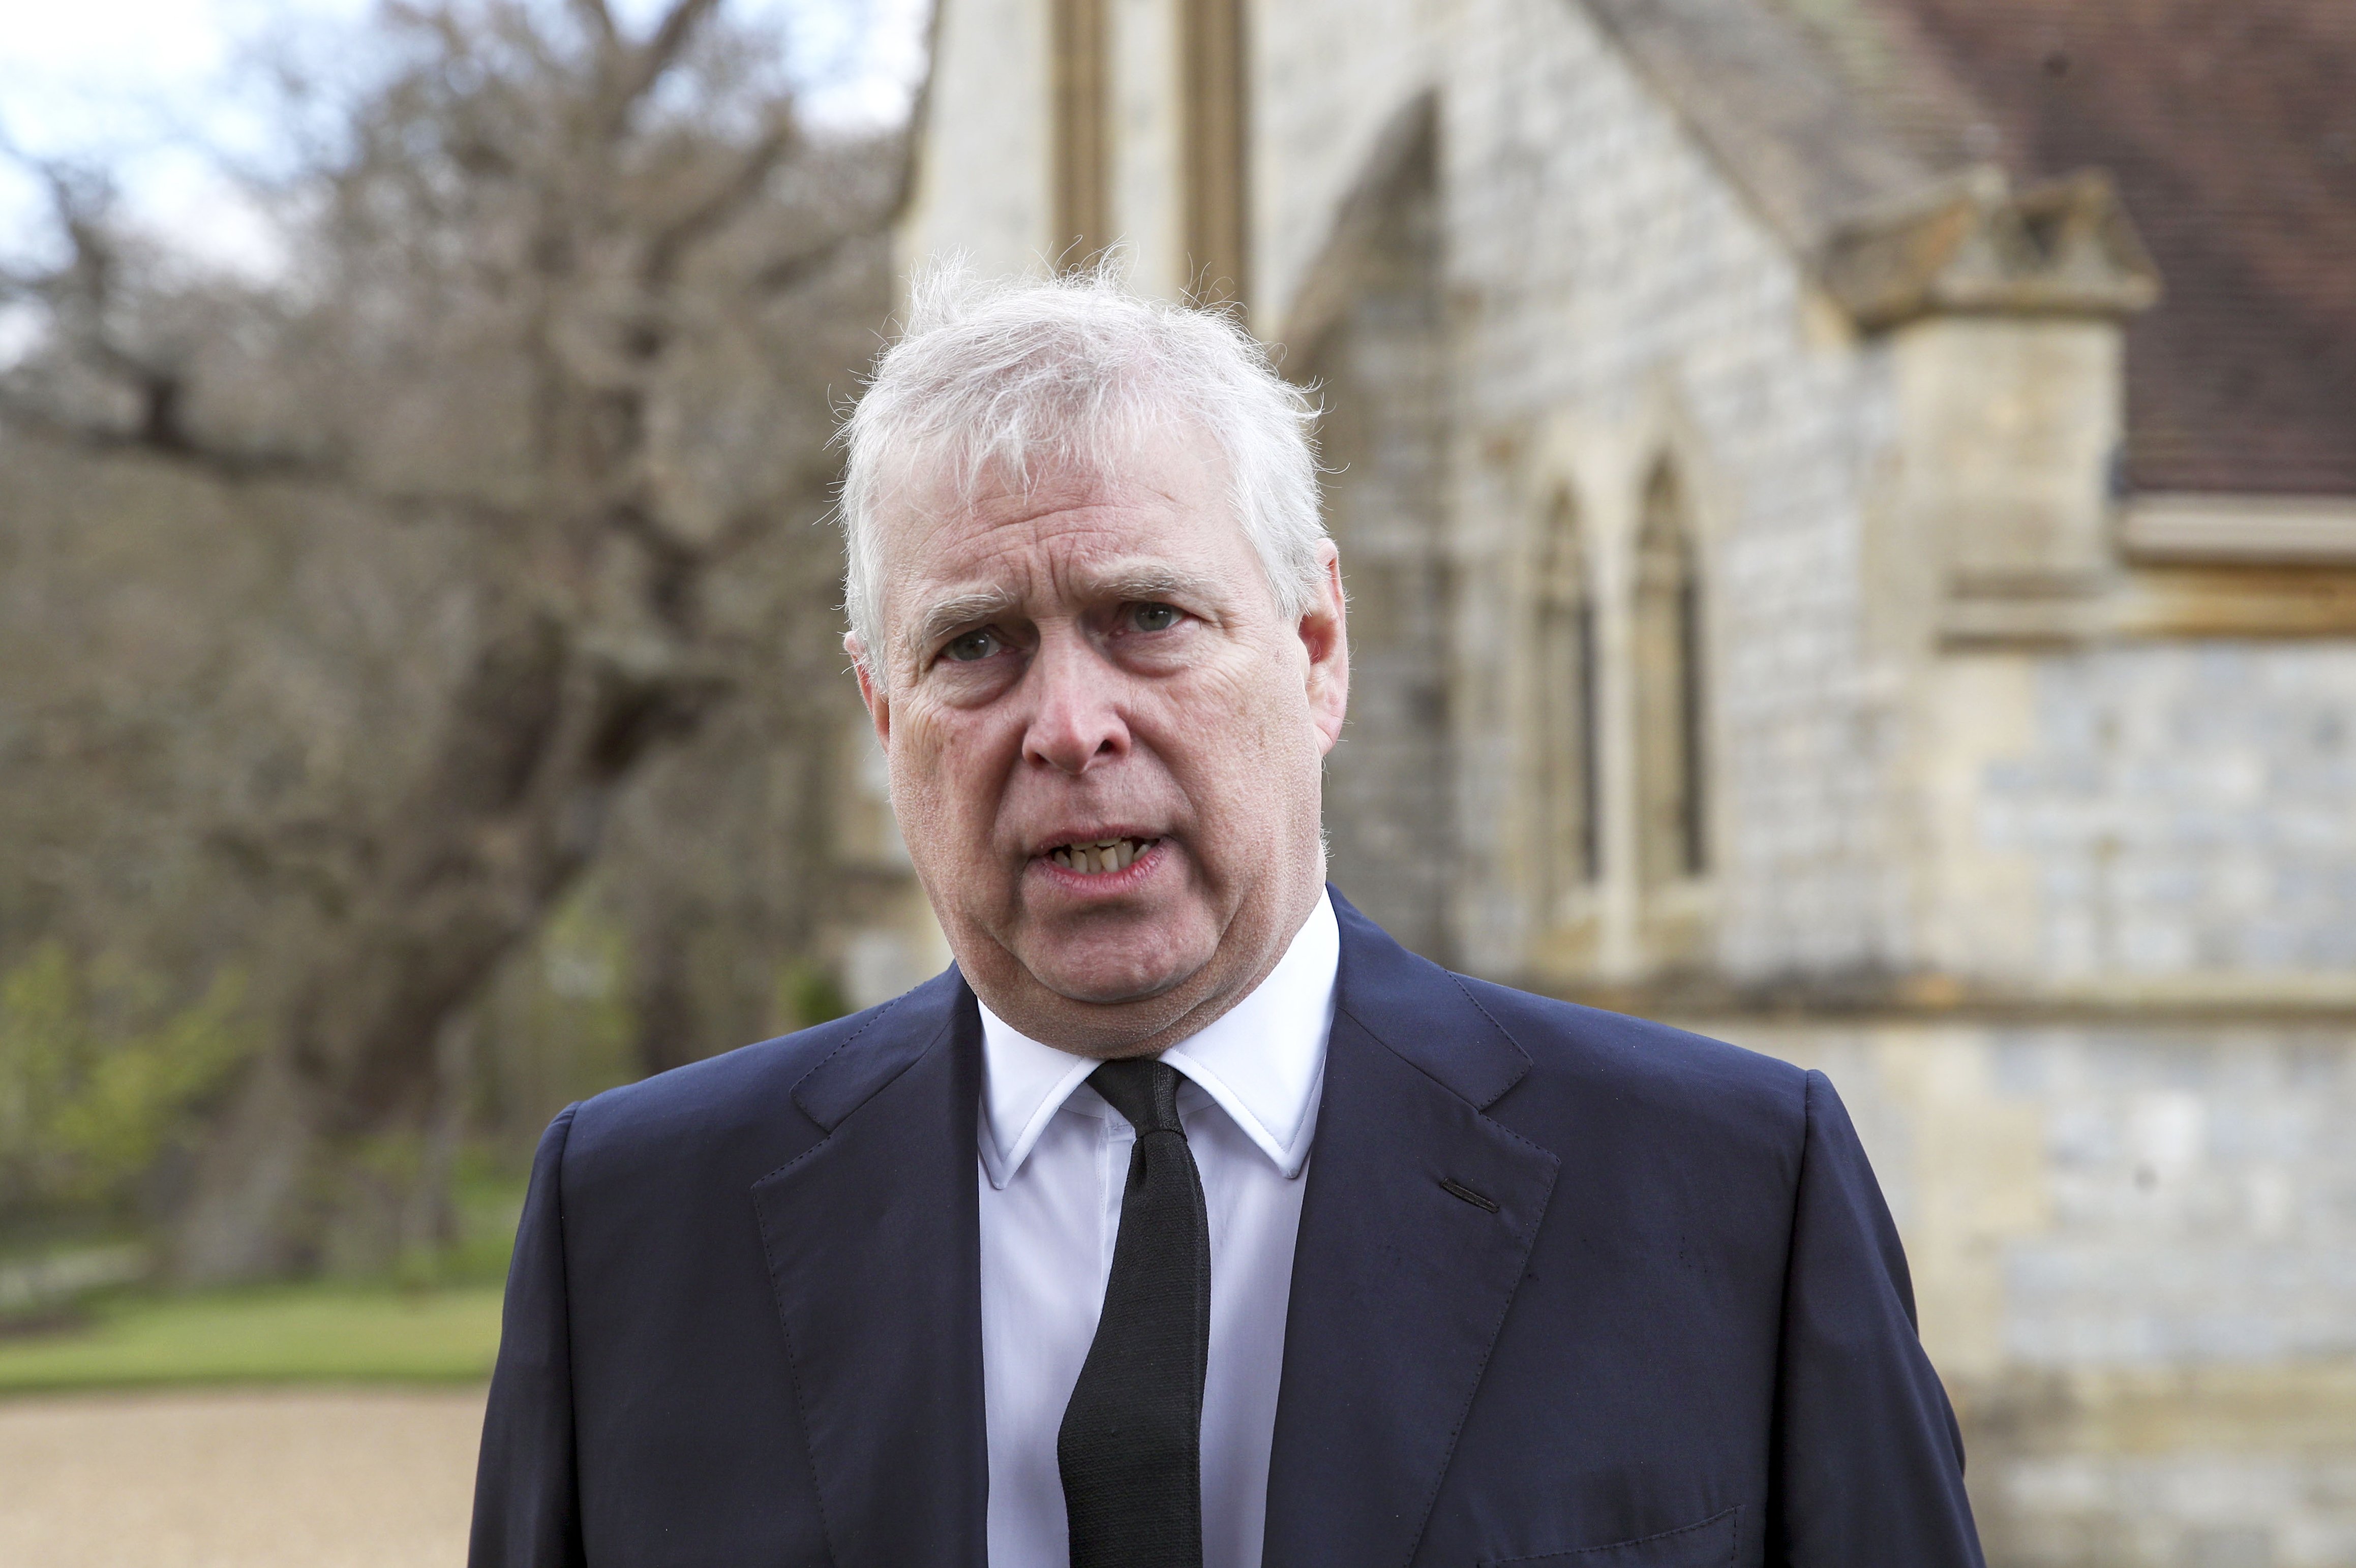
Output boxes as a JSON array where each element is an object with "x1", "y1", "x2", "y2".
[{"x1": 0, "y1": 0, "x2": 905, "y2": 1279}]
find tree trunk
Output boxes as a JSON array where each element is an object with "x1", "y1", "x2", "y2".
[
  {"x1": 631, "y1": 919, "x2": 702, "y2": 1079},
  {"x1": 169, "y1": 603, "x2": 716, "y2": 1281}
]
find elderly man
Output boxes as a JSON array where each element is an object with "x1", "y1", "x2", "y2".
[{"x1": 471, "y1": 274, "x2": 1984, "y2": 1567}]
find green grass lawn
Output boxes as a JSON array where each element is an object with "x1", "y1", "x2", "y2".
[
  {"x1": 0, "y1": 1281, "x2": 505, "y2": 1396},
  {"x1": 0, "y1": 1168, "x2": 520, "y2": 1396}
]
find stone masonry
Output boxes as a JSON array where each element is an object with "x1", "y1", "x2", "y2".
[{"x1": 896, "y1": 0, "x2": 2356, "y2": 1559}]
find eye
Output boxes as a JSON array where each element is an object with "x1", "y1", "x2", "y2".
[
  {"x1": 943, "y1": 627, "x2": 1004, "y2": 662},
  {"x1": 1127, "y1": 602, "x2": 1182, "y2": 633}
]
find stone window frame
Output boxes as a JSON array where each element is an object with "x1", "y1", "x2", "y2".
[
  {"x1": 1179, "y1": 0, "x2": 1250, "y2": 309},
  {"x1": 1050, "y1": 0, "x2": 1113, "y2": 267},
  {"x1": 1532, "y1": 482, "x2": 1605, "y2": 925},
  {"x1": 1632, "y1": 455, "x2": 1713, "y2": 896}
]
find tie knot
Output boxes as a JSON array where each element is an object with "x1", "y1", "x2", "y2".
[{"x1": 1089, "y1": 1058, "x2": 1187, "y2": 1139}]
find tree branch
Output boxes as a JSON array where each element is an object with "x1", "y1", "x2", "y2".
[
  {"x1": 640, "y1": 111, "x2": 800, "y2": 290},
  {"x1": 750, "y1": 227, "x2": 865, "y2": 295},
  {"x1": 604, "y1": 0, "x2": 724, "y2": 128},
  {"x1": 0, "y1": 385, "x2": 328, "y2": 483},
  {"x1": 567, "y1": 0, "x2": 619, "y2": 53},
  {"x1": 8, "y1": 158, "x2": 256, "y2": 464},
  {"x1": 0, "y1": 384, "x2": 534, "y2": 531}
]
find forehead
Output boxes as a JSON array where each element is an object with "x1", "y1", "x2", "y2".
[{"x1": 878, "y1": 426, "x2": 1252, "y2": 607}]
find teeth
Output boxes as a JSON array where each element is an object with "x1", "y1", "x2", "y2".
[{"x1": 1049, "y1": 837, "x2": 1154, "y2": 874}]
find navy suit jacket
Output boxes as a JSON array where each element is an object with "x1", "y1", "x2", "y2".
[{"x1": 472, "y1": 890, "x2": 1983, "y2": 1566}]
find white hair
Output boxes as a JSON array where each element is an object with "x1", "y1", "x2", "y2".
[{"x1": 835, "y1": 261, "x2": 1326, "y2": 659}]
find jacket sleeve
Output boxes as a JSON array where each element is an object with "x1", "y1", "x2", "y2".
[
  {"x1": 1770, "y1": 1070, "x2": 1985, "y2": 1566},
  {"x1": 470, "y1": 1104, "x2": 587, "y2": 1568}
]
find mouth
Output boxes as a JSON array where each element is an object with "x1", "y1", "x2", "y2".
[{"x1": 1040, "y1": 836, "x2": 1162, "y2": 876}]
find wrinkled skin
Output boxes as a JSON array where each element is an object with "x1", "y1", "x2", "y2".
[{"x1": 848, "y1": 428, "x2": 1348, "y2": 1058}]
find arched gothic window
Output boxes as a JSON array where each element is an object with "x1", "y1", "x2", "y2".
[
  {"x1": 1633, "y1": 462, "x2": 1708, "y2": 885},
  {"x1": 1533, "y1": 487, "x2": 1599, "y2": 914}
]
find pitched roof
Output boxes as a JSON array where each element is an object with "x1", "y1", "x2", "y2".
[
  {"x1": 1576, "y1": 0, "x2": 1935, "y2": 253},
  {"x1": 1810, "y1": 0, "x2": 2356, "y2": 497}
]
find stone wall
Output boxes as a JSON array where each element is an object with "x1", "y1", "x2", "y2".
[
  {"x1": 1289, "y1": 124, "x2": 1459, "y2": 959},
  {"x1": 1433, "y1": 0, "x2": 1912, "y2": 981},
  {"x1": 898, "y1": 0, "x2": 1050, "y2": 276},
  {"x1": 1727, "y1": 1017, "x2": 2356, "y2": 1568},
  {"x1": 1915, "y1": 644, "x2": 2356, "y2": 992}
]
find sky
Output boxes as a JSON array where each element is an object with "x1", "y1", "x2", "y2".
[{"x1": 0, "y1": 0, "x2": 930, "y2": 275}]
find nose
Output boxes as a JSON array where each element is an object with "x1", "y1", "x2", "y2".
[{"x1": 1021, "y1": 632, "x2": 1130, "y2": 776}]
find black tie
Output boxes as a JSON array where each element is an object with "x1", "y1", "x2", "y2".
[{"x1": 1057, "y1": 1057, "x2": 1211, "y2": 1568}]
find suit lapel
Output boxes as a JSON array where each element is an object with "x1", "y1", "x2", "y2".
[
  {"x1": 1263, "y1": 896, "x2": 1561, "y2": 1566},
  {"x1": 751, "y1": 971, "x2": 988, "y2": 1568}
]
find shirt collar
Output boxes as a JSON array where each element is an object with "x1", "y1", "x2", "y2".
[{"x1": 977, "y1": 890, "x2": 1339, "y2": 1188}]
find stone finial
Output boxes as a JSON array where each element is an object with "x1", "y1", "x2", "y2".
[{"x1": 1821, "y1": 166, "x2": 2162, "y2": 331}]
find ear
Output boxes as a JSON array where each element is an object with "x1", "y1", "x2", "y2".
[
  {"x1": 1298, "y1": 542, "x2": 1349, "y2": 755},
  {"x1": 848, "y1": 632, "x2": 892, "y2": 749}
]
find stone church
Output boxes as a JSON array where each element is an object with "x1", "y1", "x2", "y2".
[{"x1": 871, "y1": 0, "x2": 2356, "y2": 1559}]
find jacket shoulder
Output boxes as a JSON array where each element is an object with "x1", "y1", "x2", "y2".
[
  {"x1": 1453, "y1": 973, "x2": 1809, "y2": 1157},
  {"x1": 560, "y1": 969, "x2": 962, "y2": 1187}
]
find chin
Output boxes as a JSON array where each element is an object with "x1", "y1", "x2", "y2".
[{"x1": 1022, "y1": 931, "x2": 1206, "y2": 1008}]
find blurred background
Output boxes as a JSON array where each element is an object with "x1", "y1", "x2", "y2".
[{"x1": 1, "y1": 1, "x2": 2351, "y2": 1564}]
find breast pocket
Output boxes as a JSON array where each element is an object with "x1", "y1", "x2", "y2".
[{"x1": 1481, "y1": 1505, "x2": 1741, "y2": 1566}]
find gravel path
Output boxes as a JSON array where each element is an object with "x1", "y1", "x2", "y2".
[{"x1": 0, "y1": 1387, "x2": 486, "y2": 1567}]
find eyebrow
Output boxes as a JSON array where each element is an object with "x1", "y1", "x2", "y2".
[
  {"x1": 904, "y1": 562, "x2": 1231, "y2": 659},
  {"x1": 1084, "y1": 563, "x2": 1225, "y2": 607},
  {"x1": 910, "y1": 588, "x2": 1024, "y2": 658}
]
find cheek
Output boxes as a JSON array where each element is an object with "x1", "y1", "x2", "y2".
[
  {"x1": 1217, "y1": 644, "x2": 1313, "y2": 744},
  {"x1": 889, "y1": 700, "x2": 1010, "y2": 846},
  {"x1": 881, "y1": 706, "x2": 951, "y2": 830},
  {"x1": 1156, "y1": 658, "x2": 1315, "y2": 803}
]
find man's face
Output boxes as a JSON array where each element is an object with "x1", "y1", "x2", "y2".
[{"x1": 851, "y1": 426, "x2": 1348, "y2": 1057}]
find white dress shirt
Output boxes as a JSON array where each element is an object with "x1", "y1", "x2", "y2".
[{"x1": 977, "y1": 890, "x2": 1339, "y2": 1568}]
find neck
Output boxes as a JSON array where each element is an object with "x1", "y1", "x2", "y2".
[{"x1": 974, "y1": 878, "x2": 1325, "y2": 1060}]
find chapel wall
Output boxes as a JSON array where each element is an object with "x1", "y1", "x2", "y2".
[
  {"x1": 1248, "y1": 0, "x2": 1446, "y2": 328},
  {"x1": 1287, "y1": 136, "x2": 1459, "y2": 959},
  {"x1": 1908, "y1": 643, "x2": 2356, "y2": 994},
  {"x1": 895, "y1": 3, "x2": 2356, "y2": 1562},
  {"x1": 1431, "y1": 0, "x2": 1911, "y2": 983},
  {"x1": 1721, "y1": 1017, "x2": 2356, "y2": 1568},
  {"x1": 897, "y1": 0, "x2": 1054, "y2": 277}
]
